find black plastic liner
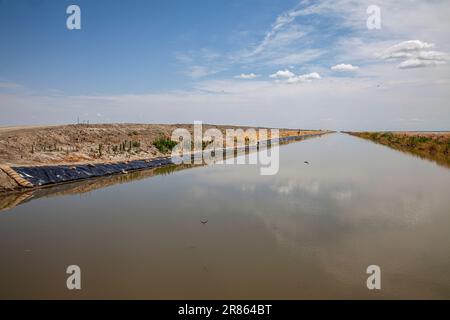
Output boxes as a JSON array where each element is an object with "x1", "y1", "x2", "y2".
[{"x1": 12, "y1": 157, "x2": 174, "y2": 186}]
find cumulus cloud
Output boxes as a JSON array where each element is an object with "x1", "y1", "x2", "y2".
[
  {"x1": 380, "y1": 40, "x2": 449, "y2": 69},
  {"x1": 269, "y1": 69, "x2": 321, "y2": 84},
  {"x1": 380, "y1": 40, "x2": 435, "y2": 59},
  {"x1": 234, "y1": 73, "x2": 258, "y2": 79},
  {"x1": 286, "y1": 72, "x2": 321, "y2": 84},
  {"x1": 269, "y1": 69, "x2": 295, "y2": 79},
  {"x1": 331, "y1": 64, "x2": 359, "y2": 72}
]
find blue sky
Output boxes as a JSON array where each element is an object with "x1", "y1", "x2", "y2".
[
  {"x1": 1, "y1": 0, "x2": 301, "y2": 94},
  {"x1": 1, "y1": 0, "x2": 450, "y2": 130}
]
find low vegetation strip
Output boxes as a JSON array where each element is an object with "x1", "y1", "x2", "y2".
[{"x1": 347, "y1": 131, "x2": 450, "y2": 168}]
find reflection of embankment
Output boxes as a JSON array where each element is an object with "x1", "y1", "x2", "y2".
[
  {"x1": 346, "y1": 131, "x2": 450, "y2": 169},
  {"x1": 0, "y1": 164, "x2": 196, "y2": 212},
  {"x1": 0, "y1": 132, "x2": 329, "y2": 211}
]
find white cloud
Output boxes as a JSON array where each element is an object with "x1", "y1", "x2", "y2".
[
  {"x1": 379, "y1": 40, "x2": 449, "y2": 69},
  {"x1": 286, "y1": 72, "x2": 321, "y2": 84},
  {"x1": 269, "y1": 69, "x2": 295, "y2": 79},
  {"x1": 417, "y1": 51, "x2": 449, "y2": 61},
  {"x1": 331, "y1": 64, "x2": 359, "y2": 72},
  {"x1": 237, "y1": 6, "x2": 322, "y2": 67},
  {"x1": 380, "y1": 40, "x2": 435, "y2": 60},
  {"x1": 234, "y1": 73, "x2": 258, "y2": 79},
  {"x1": 397, "y1": 59, "x2": 446, "y2": 69},
  {"x1": 251, "y1": 12, "x2": 306, "y2": 57},
  {"x1": 269, "y1": 68, "x2": 321, "y2": 84}
]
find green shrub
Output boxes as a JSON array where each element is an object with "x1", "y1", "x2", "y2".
[
  {"x1": 381, "y1": 132, "x2": 394, "y2": 140},
  {"x1": 407, "y1": 136, "x2": 432, "y2": 145},
  {"x1": 417, "y1": 136, "x2": 431, "y2": 143},
  {"x1": 153, "y1": 137, "x2": 177, "y2": 153}
]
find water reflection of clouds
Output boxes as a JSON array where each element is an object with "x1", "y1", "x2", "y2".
[
  {"x1": 190, "y1": 158, "x2": 437, "y2": 237},
  {"x1": 270, "y1": 179, "x2": 320, "y2": 195},
  {"x1": 239, "y1": 184, "x2": 256, "y2": 192},
  {"x1": 331, "y1": 190, "x2": 353, "y2": 203}
]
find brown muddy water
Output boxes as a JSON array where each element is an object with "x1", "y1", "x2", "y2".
[{"x1": 1, "y1": 133, "x2": 450, "y2": 299}]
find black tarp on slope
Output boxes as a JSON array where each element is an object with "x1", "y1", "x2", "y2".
[{"x1": 12, "y1": 158, "x2": 174, "y2": 186}]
